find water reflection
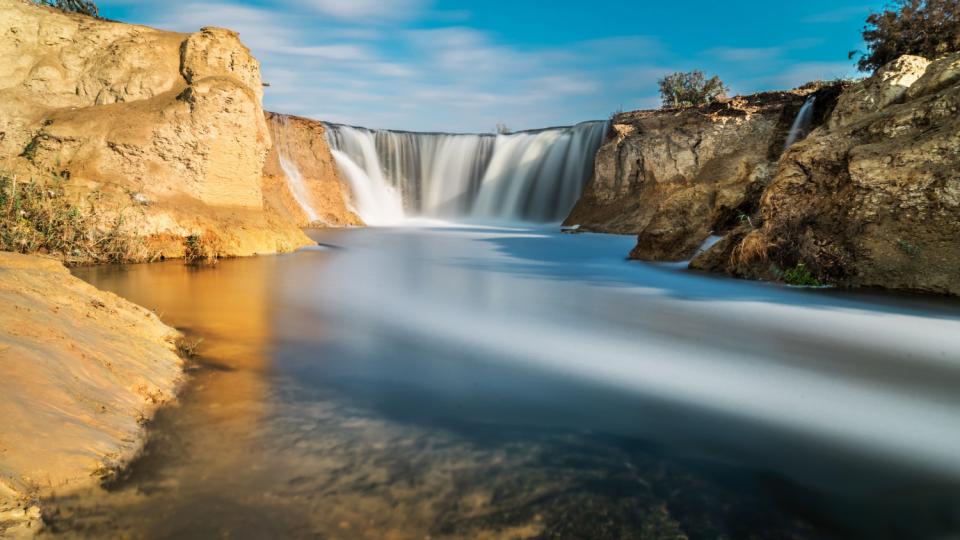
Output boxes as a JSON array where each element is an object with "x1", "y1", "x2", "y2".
[{"x1": 50, "y1": 227, "x2": 960, "y2": 539}]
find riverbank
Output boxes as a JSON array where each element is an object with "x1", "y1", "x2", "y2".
[{"x1": 0, "y1": 253, "x2": 183, "y2": 538}]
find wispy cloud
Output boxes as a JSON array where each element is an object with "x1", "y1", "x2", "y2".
[
  {"x1": 100, "y1": 0, "x2": 870, "y2": 131},
  {"x1": 802, "y1": 5, "x2": 874, "y2": 24},
  {"x1": 707, "y1": 46, "x2": 783, "y2": 63},
  {"x1": 293, "y1": 0, "x2": 427, "y2": 21}
]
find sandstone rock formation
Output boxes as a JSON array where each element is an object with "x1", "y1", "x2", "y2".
[
  {"x1": 0, "y1": 252, "x2": 183, "y2": 537},
  {"x1": 263, "y1": 112, "x2": 362, "y2": 227},
  {"x1": 695, "y1": 53, "x2": 960, "y2": 296},
  {"x1": 0, "y1": 0, "x2": 313, "y2": 259},
  {"x1": 828, "y1": 55, "x2": 930, "y2": 129},
  {"x1": 564, "y1": 88, "x2": 842, "y2": 261}
]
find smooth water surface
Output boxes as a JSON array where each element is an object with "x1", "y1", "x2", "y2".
[{"x1": 57, "y1": 227, "x2": 960, "y2": 539}]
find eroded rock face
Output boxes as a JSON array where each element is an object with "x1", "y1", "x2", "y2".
[
  {"x1": 564, "y1": 90, "x2": 841, "y2": 261},
  {"x1": 699, "y1": 53, "x2": 960, "y2": 296},
  {"x1": 262, "y1": 112, "x2": 362, "y2": 227},
  {"x1": 0, "y1": 0, "x2": 311, "y2": 258},
  {"x1": 828, "y1": 55, "x2": 930, "y2": 129},
  {"x1": 0, "y1": 252, "x2": 182, "y2": 536}
]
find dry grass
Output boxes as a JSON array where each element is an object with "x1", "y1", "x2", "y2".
[
  {"x1": 175, "y1": 336, "x2": 204, "y2": 359},
  {"x1": 183, "y1": 233, "x2": 219, "y2": 266},
  {"x1": 731, "y1": 230, "x2": 772, "y2": 267},
  {"x1": 0, "y1": 170, "x2": 146, "y2": 264}
]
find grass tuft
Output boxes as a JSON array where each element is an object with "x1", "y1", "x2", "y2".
[
  {"x1": 175, "y1": 336, "x2": 204, "y2": 359},
  {"x1": 731, "y1": 230, "x2": 770, "y2": 267},
  {"x1": 183, "y1": 233, "x2": 218, "y2": 266}
]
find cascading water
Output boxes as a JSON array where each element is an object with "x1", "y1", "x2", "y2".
[
  {"x1": 324, "y1": 121, "x2": 607, "y2": 224},
  {"x1": 273, "y1": 115, "x2": 320, "y2": 222},
  {"x1": 784, "y1": 96, "x2": 816, "y2": 149}
]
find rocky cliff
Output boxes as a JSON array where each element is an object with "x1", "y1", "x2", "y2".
[
  {"x1": 694, "y1": 53, "x2": 960, "y2": 296},
  {"x1": 564, "y1": 87, "x2": 843, "y2": 261},
  {"x1": 262, "y1": 112, "x2": 362, "y2": 227},
  {"x1": 0, "y1": 0, "x2": 314, "y2": 259},
  {"x1": 0, "y1": 252, "x2": 183, "y2": 537}
]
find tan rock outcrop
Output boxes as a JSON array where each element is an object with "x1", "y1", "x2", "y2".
[
  {"x1": 564, "y1": 90, "x2": 842, "y2": 261},
  {"x1": 828, "y1": 55, "x2": 930, "y2": 129},
  {"x1": 699, "y1": 53, "x2": 960, "y2": 296},
  {"x1": 0, "y1": 0, "x2": 312, "y2": 259},
  {"x1": 0, "y1": 252, "x2": 183, "y2": 536},
  {"x1": 263, "y1": 112, "x2": 362, "y2": 227}
]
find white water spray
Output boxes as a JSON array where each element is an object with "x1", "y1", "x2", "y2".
[
  {"x1": 784, "y1": 96, "x2": 817, "y2": 149},
  {"x1": 324, "y1": 121, "x2": 607, "y2": 224},
  {"x1": 274, "y1": 115, "x2": 321, "y2": 223}
]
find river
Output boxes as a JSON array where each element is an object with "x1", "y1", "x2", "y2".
[{"x1": 56, "y1": 225, "x2": 960, "y2": 539}]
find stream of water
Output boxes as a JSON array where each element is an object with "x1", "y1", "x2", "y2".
[{"x1": 54, "y1": 226, "x2": 960, "y2": 539}]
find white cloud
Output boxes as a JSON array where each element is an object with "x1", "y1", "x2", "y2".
[
  {"x1": 104, "y1": 0, "x2": 862, "y2": 132},
  {"x1": 294, "y1": 0, "x2": 427, "y2": 21},
  {"x1": 708, "y1": 46, "x2": 783, "y2": 63},
  {"x1": 272, "y1": 44, "x2": 374, "y2": 61}
]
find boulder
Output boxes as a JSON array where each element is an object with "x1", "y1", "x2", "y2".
[{"x1": 828, "y1": 55, "x2": 930, "y2": 129}]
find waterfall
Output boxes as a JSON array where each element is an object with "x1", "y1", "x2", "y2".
[
  {"x1": 784, "y1": 96, "x2": 816, "y2": 150},
  {"x1": 274, "y1": 115, "x2": 320, "y2": 222},
  {"x1": 324, "y1": 121, "x2": 607, "y2": 224}
]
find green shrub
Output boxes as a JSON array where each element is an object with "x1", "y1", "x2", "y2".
[
  {"x1": 852, "y1": 0, "x2": 960, "y2": 72},
  {"x1": 658, "y1": 71, "x2": 728, "y2": 109},
  {"x1": 0, "y1": 171, "x2": 142, "y2": 264},
  {"x1": 782, "y1": 263, "x2": 823, "y2": 287}
]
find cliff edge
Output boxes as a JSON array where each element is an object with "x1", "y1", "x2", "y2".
[
  {"x1": 262, "y1": 112, "x2": 362, "y2": 227},
  {"x1": 694, "y1": 54, "x2": 960, "y2": 296},
  {"x1": 0, "y1": 0, "x2": 313, "y2": 259},
  {"x1": 564, "y1": 87, "x2": 843, "y2": 261}
]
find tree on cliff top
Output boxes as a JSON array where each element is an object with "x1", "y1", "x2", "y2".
[
  {"x1": 32, "y1": 0, "x2": 99, "y2": 17},
  {"x1": 853, "y1": 0, "x2": 960, "y2": 72},
  {"x1": 658, "y1": 71, "x2": 728, "y2": 109}
]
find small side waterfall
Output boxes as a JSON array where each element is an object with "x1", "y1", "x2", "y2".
[
  {"x1": 784, "y1": 96, "x2": 816, "y2": 150},
  {"x1": 274, "y1": 116, "x2": 320, "y2": 222},
  {"x1": 324, "y1": 121, "x2": 607, "y2": 224}
]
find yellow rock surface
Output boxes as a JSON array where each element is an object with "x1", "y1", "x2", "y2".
[
  {"x1": 0, "y1": 0, "x2": 314, "y2": 258},
  {"x1": 263, "y1": 112, "x2": 363, "y2": 227},
  {"x1": 0, "y1": 252, "x2": 183, "y2": 535}
]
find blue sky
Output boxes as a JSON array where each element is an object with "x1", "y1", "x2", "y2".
[{"x1": 98, "y1": 1, "x2": 880, "y2": 132}]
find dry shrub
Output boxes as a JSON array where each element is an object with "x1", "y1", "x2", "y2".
[
  {"x1": 731, "y1": 230, "x2": 772, "y2": 267},
  {"x1": 183, "y1": 233, "x2": 219, "y2": 266},
  {"x1": 0, "y1": 170, "x2": 145, "y2": 264}
]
